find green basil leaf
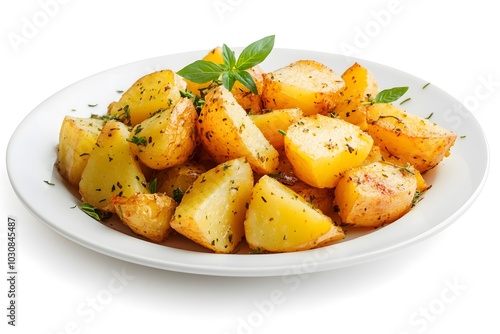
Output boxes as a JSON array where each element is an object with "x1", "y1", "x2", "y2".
[
  {"x1": 236, "y1": 35, "x2": 275, "y2": 70},
  {"x1": 374, "y1": 86, "x2": 409, "y2": 103},
  {"x1": 222, "y1": 43, "x2": 236, "y2": 70},
  {"x1": 235, "y1": 70, "x2": 258, "y2": 94},
  {"x1": 177, "y1": 60, "x2": 223, "y2": 84},
  {"x1": 221, "y1": 71, "x2": 237, "y2": 92},
  {"x1": 79, "y1": 202, "x2": 111, "y2": 221}
]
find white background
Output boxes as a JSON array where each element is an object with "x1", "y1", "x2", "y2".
[{"x1": 1, "y1": 0, "x2": 499, "y2": 333}]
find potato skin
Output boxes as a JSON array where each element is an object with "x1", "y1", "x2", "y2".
[{"x1": 334, "y1": 161, "x2": 417, "y2": 227}]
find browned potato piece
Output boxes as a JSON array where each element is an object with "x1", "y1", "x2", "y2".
[
  {"x1": 197, "y1": 85, "x2": 279, "y2": 174},
  {"x1": 333, "y1": 62, "x2": 379, "y2": 130},
  {"x1": 111, "y1": 193, "x2": 177, "y2": 243},
  {"x1": 129, "y1": 98, "x2": 198, "y2": 170},
  {"x1": 56, "y1": 116, "x2": 105, "y2": 188},
  {"x1": 154, "y1": 161, "x2": 207, "y2": 200},
  {"x1": 108, "y1": 70, "x2": 187, "y2": 126},
  {"x1": 170, "y1": 158, "x2": 254, "y2": 253},
  {"x1": 244, "y1": 175, "x2": 344, "y2": 253},
  {"x1": 284, "y1": 114, "x2": 373, "y2": 188},
  {"x1": 366, "y1": 103, "x2": 457, "y2": 173},
  {"x1": 79, "y1": 120, "x2": 148, "y2": 211},
  {"x1": 334, "y1": 161, "x2": 418, "y2": 228},
  {"x1": 261, "y1": 59, "x2": 344, "y2": 116},
  {"x1": 249, "y1": 108, "x2": 303, "y2": 150}
]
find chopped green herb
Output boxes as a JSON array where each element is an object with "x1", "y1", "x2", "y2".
[
  {"x1": 78, "y1": 202, "x2": 112, "y2": 221},
  {"x1": 399, "y1": 97, "x2": 411, "y2": 105},
  {"x1": 149, "y1": 178, "x2": 157, "y2": 193},
  {"x1": 127, "y1": 135, "x2": 147, "y2": 146},
  {"x1": 180, "y1": 90, "x2": 205, "y2": 112},
  {"x1": 44, "y1": 180, "x2": 55, "y2": 186},
  {"x1": 173, "y1": 187, "x2": 184, "y2": 203},
  {"x1": 422, "y1": 82, "x2": 431, "y2": 89}
]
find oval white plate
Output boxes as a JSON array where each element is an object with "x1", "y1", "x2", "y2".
[{"x1": 7, "y1": 49, "x2": 489, "y2": 276}]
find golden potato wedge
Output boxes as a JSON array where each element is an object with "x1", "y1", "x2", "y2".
[
  {"x1": 170, "y1": 158, "x2": 254, "y2": 253},
  {"x1": 108, "y1": 69, "x2": 187, "y2": 126},
  {"x1": 249, "y1": 108, "x2": 303, "y2": 150},
  {"x1": 332, "y1": 62, "x2": 379, "y2": 130},
  {"x1": 284, "y1": 114, "x2": 373, "y2": 188},
  {"x1": 129, "y1": 98, "x2": 198, "y2": 170},
  {"x1": 111, "y1": 193, "x2": 177, "y2": 243},
  {"x1": 244, "y1": 175, "x2": 344, "y2": 253},
  {"x1": 56, "y1": 116, "x2": 105, "y2": 188},
  {"x1": 197, "y1": 85, "x2": 279, "y2": 174},
  {"x1": 79, "y1": 120, "x2": 148, "y2": 211},
  {"x1": 334, "y1": 161, "x2": 418, "y2": 227},
  {"x1": 366, "y1": 103, "x2": 457, "y2": 173},
  {"x1": 261, "y1": 59, "x2": 345, "y2": 116}
]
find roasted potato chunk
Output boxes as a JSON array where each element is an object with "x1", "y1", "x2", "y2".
[
  {"x1": 249, "y1": 108, "x2": 303, "y2": 150},
  {"x1": 154, "y1": 161, "x2": 207, "y2": 200},
  {"x1": 261, "y1": 59, "x2": 344, "y2": 115},
  {"x1": 108, "y1": 70, "x2": 187, "y2": 126},
  {"x1": 244, "y1": 175, "x2": 344, "y2": 253},
  {"x1": 129, "y1": 98, "x2": 198, "y2": 170},
  {"x1": 366, "y1": 103, "x2": 457, "y2": 173},
  {"x1": 111, "y1": 193, "x2": 177, "y2": 243},
  {"x1": 170, "y1": 158, "x2": 254, "y2": 253},
  {"x1": 79, "y1": 120, "x2": 148, "y2": 211},
  {"x1": 197, "y1": 85, "x2": 279, "y2": 174},
  {"x1": 284, "y1": 114, "x2": 373, "y2": 188},
  {"x1": 333, "y1": 62, "x2": 379, "y2": 130},
  {"x1": 56, "y1": 116, "x2": 105, "y2": 188},
  {"x1": 334, "y1": 161, "x2": 418, "y2": 227}
]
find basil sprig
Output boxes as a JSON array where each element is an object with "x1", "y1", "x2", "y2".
[
  {"x1": 363, "y1": 86, "x2": 409, "y2": 105},
  {"x1": 177, "y1": 35, "x2": 275, "y2": 94}
]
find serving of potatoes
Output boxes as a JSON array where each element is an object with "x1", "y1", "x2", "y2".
[{"x1": 55, "y1": 45, "x2": 457, "y2": 254}]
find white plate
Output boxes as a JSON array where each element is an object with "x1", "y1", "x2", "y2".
[{"x1": 7, "y1": 49, "x2": 489, "y2": 277}]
